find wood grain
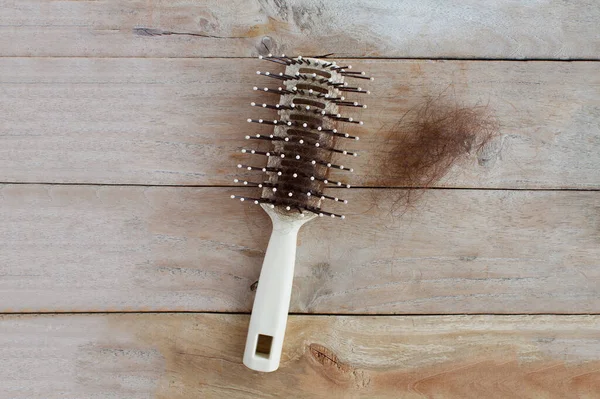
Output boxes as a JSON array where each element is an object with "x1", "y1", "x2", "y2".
[
  {"x1": 2, "y1": 58, "x2": 600, "y2": 188},
  {"x1": 2, "y1": 184, "x2": 599, "y2": 313},
  {"x1": 1, "y1": 313, "x2": 599, "y2": 398},
  {"x1": 2, "y1": 0, "x2": 600, "y2": 59}
]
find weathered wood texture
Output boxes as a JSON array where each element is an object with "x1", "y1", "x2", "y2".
[
  {"x1": 2, "y1": 58, "x2": 600, "y2": 188},
  {"x1": 2, "y1": 184, "x2": 599, "y2": 313},
  {"x1": 2, "y1": 0, "x2": 600, "y2": 59},
  {"x1": 1, "y1": 313, "x2": 599, "y2": 398}
]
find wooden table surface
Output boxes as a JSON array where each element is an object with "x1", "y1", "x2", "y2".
[{"x1": 1, "y1": 1, "x2": 600, "y2": 397}]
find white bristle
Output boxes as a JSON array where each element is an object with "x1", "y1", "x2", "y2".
[
  {"x1": 230, "y1": 195, "x2": 235, "y2": 199},
  {"x1": 341, "y1": 215, "x2": 346, "y2": 219},
  {"x1": 250, "y1": 102, "x2": 256, "y2": 106},
  {"x1": 272, "y1": 188, "x2": 277, "y2": 192},
  {"x1": 270, "y1": 204, "x2": 275, "y2": 208},
  {"x1": 286, "y1": 206, "x2": 291, "y2": 210},
  {"x1": 295, "y1": 155, "x2": 300, "y2": 159},
  {"x1": 288, "y1": 192, "x2": 293, "y2": 197},
  {"x1": 299, "y1": 139, "x2": 304, "y2": 144},
  {"x1": 240, "y1": 198, "x2": 245, "y2": 202},
  {"x1": 247, "y1": 118, "x2": 252, "y2": 122},
  {"x1": 293, "y1": 173, "x2": 298, "y2": 178},
  {"x1": 324, "y1": 179, "x2": 328, "y2": 184},
  {"x1": 241, "y1": 149, "x2": 246, "y2": 153},
  {"x1": 262, "y1": 103, "x2": 267, "y2": 108},
  {"x1": 234, "y1": 178, "x2": 239, "y2": 182},
  {"x1": 256, "y1": 71, "x2": 261, "y2": 74},
  {"x1": 315, "y1": 143, "x2": 320, "y2": 147},
  {"x1": 319, "y1": 213, "x2": 324, "y2": 217},
  {"x1": 245, "y1": 135, "x2": 250, "y2": 139},
  {"x1": 253, "y1": 86, "x2": 258, "y2": 90},
  {"x1": 343, "y1": 200, "x2": 348, "y2": 204},
  {"x1": 331, "y1": 214, "x2": 335, "y2": 218},
  {"x1": 254, "y1": 200, "x2": 259, "y2": 204},
  {"x1": 258, "y1": 55, "x2": 263, "y2": 59},
  {"x1": 307, "y1": 192, "x2": 311, "y2": 197},
  {"x1": 237, "y1": 164, "x2": 242, "y2": 168}
]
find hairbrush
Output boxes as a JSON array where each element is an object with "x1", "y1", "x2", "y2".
[{"x1": 232, "y1": 54, "x2": 372, "y2": 372}]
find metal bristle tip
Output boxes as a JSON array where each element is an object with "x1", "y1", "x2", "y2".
[{"x1": 233, "y1": 56, "x2": 372, "y2": 219}]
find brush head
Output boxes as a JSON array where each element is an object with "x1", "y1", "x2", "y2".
[{"x1": 233, "y1": 55, "x2": 373, "y2": 219}]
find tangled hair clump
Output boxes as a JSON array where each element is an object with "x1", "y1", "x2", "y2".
[{"x1": 373, "y1": 96, "x2": 499, "y2": 212}]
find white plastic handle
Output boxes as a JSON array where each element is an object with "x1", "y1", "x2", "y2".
[{"x1": 243, "y1": 205, "x2": 314, "y2": 372}]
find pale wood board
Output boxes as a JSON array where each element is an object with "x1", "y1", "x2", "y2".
[
  {"x1": 2, "y1": 184, "x2": 599, "y2": 313},
  {"x1": 1, "y1": 0, "x2": 600, "y2": 59},
  {"x1": 1, "y1": 313, "x2": 599, "y2": 398},
  {"x1": 2, "y1": 58, "x2": 600, "y2": 188}
]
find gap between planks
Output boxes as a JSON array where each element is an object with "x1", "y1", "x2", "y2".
[{"x1": 2, "y1": 181, "x2": 600, "y2": 192}]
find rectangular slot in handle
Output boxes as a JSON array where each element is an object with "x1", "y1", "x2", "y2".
[{"x1": 255, "y1": 334, "x2": 273, "y2": 358}]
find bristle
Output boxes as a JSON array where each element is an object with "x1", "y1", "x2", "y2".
[{"x1": 234, "y1": 56, "x2": 371, "y2": 219}]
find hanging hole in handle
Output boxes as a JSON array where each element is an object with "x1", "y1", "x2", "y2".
[{"x1": 255, "y1": 334, "x2": 273, "y2": 358}]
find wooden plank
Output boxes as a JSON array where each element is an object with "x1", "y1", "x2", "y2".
[
  {"x1": 1, "y1": 0, "x2": 600, "y2": 59},
  {"x1": 2, "y1": 184, "x2": 599, "y2": 313},
  {"x1": 2, "y1": 58, "x2": 600, "y2": 189},
  {"x1": 1, "y1": 313, "x2": 599, "y2": 398}
]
